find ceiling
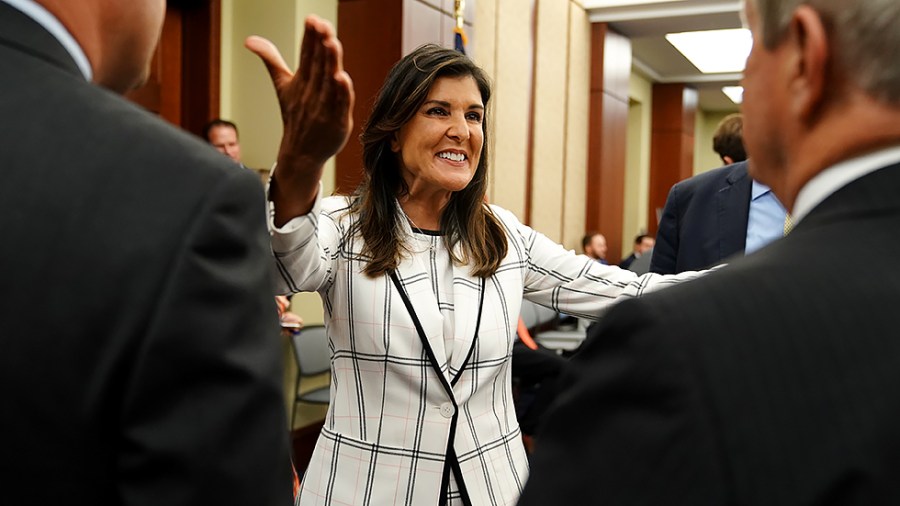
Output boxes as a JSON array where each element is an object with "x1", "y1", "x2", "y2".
[{"x1": 584, "y1": 0, "x2": 745, "y2": 112}]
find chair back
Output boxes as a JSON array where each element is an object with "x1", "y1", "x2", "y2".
[{"x1": 291, "y1": 325, "x2": 331, "y2": 376}]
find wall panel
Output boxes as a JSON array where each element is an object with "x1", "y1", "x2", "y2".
[
  {"x1": 586, "y1": 23, "x2": 631, "y2": 264},
  {"x1": 562, "y1": 1, "x2": 590, "y2": 252},
  {"x1": 488, "y1": 0, "x2": 534, "y2": 218},
  {"x1": 647, "y1": 83, "x2": 697, "y2": 236},
  {"x1": 529, "y1": 0, "x2": 570, "y2": 240}
]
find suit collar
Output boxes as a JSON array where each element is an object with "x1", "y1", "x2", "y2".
[
  {"x1": 724, "y1": 160, "x2": 749, "y2": 186},
  {"x1": 793, "y1": 146, "x2": 900, "y2": 224},
  {"x1": 800, "y1": 160, "x2": 900, "y2": 230},
  {"x1": 0, "y1": 0, "x2": 88, "y2": 80},
  {"x1": 717, "y1": 161, "x2": 752, "y2": 257}
]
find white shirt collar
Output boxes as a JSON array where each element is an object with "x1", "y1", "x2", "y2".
[
  {"x1": 793, "y1": 145, "x2": 900, "y2": 224},
  {"x1": 1, "y1": 0, "x2": 93, "y2": 81}
]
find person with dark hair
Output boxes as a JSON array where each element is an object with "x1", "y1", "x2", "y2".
[
  {"x1": 650, "y1": 112, "x2": 787, "y2": 274},
  {"x1": 203, "y1": 118, "x2": 242, "y2": 162},
  {"x1": 522, "y1": 0, "x2": 900, "y2": 503},
  {"x1": 619, "y1": 234, "x2": 655, "y2": 270},
  {"x1": 581, "y1": 231, "x2": 608, "y2": 264},
  {"x1": 247, "y1": 33, "x2": 700, "y2": 504}
]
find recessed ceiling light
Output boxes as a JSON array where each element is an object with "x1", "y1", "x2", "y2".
[
  {"x1": 665, "y1": 29, "x2": 752, "y2": 74},
  {"x1": 722, "y1": 86, "x2": 744, "y2": 104}
]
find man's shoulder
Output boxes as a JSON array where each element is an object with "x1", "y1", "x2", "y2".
[
  {"x1": 672, "y1": 161, "x2": 748, "y2": 195},
  {"x1": 4, "y1": 71, "x2": 261, "y2": 226},
  {"x1": 41, "y1": 76, "x2": 239, "y2": 182}
]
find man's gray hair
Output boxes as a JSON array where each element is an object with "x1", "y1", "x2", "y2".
[{"x1": 750, "y1": 0, "x2": 900, "y2": 104}]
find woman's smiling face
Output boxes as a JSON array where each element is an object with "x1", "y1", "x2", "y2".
[{"x1": 391, "y1": 75, "x2": 485, "y2": 198}]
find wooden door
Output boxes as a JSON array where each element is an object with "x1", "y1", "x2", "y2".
[{"x1": 126, "y1": 0, "x2": 220, "y2": 137}]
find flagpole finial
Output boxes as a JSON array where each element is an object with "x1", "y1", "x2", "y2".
[
  {"x1": 453, "y1": 0, "x2": 468, "y2": 54},
  {"x1": 455, "y1": 0, "x2": 465, "y2": 30}
]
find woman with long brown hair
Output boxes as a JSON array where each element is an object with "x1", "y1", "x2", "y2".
[{"x1": 249, "y1": 17, "x2": 698, "y2": 506}]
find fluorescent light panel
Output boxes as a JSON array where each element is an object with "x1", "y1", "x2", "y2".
[
  {"x1": 722, "y1": 86, "x2": 744, "y2": 104},
  {"x1": 665, "y1": 28, "x2": 751, "y2": 73}
]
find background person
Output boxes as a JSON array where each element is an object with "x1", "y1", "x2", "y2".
[
  {"x1": 651, "y1": 113, "x2": 788, "y2": 274},
  {"x1": 521, "y1": 0, "x2": 900, "y2": 503},
  {"x1": 203, "y1": 118, "x2": 242, "y2": 163},
  {"x1": 619, "y1": 234, "x2": 654, "y2": 270},
  {"x1": 581, "y1": 231, "x2": 608, "y2": 264}
]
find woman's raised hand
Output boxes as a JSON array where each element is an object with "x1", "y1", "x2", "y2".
[{"x1": 245, "y1": 15, "x2": 355, "y2": 225}]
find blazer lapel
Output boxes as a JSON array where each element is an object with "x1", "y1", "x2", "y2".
[
  {"x1": 393, "y1": 245, "x2": 450, "y2": 377},
  {"x1": 717, "y1": 161, "x2": 752, "y2": 261},
  {"x1": 447, "y1": 260, "x2": 486, "y2": 384}
]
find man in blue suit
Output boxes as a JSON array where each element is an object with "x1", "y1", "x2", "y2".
[{"x1": 650, "y1": 114, "x2": 787, "y2": 274}]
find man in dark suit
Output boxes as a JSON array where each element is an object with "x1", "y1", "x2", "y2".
[
  {"x1": 0, "y1": 0, "x2": 295, "y2": 503},
  {"x1": 618, "y1": 234, "x2": 654, "y2": 270},
  {"x1": 650, "y1": 159, "x2": 752, "y2": 273},
  {"x1": 650, "y1": 114, "x2": 786, "y2": 274},
  {"x1": 520, "y1": 0, "x2": 900, "y2": 503}
]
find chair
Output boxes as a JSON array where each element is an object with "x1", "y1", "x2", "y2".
[
  {"x1": 519, "y1": 299, "x2": 587, "y2": 353},
  {"x1": 290, "y1": 325, "x2": 331, "y2": 428},
  {"x1": 534, "y1": 328, "x2": 587, "y2": 352}
]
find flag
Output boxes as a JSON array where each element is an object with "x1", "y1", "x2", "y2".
[{"x1": 454, "y1": 25, "x2": 467, "y2": 54}]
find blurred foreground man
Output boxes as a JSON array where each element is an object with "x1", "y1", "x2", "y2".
[
  {"x1": 521, "y1": 0, "x2": 900, "y2": 504},
  {"x1": 0, "y1": 0, "x2": 293, "y2": 504}
]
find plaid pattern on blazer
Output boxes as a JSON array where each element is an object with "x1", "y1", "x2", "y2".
[{"x1": 271, "y1": 195, "x2": 698, "y2": 505}]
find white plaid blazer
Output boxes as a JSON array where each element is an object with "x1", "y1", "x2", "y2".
[{"x1": 271, "y1": 194, "x2": 696, "y2": 505}]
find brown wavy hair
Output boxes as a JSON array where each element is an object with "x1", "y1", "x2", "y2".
[{"x1": 351, "y1": 44, "x2": 507, "y2": 278}]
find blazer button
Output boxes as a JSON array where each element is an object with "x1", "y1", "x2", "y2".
[{"x1": 440, "y1": 402, "x2": 455, "y2": 418}]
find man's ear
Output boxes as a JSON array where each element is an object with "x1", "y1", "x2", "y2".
[
  {"x1": 722, "y1": 155, "x2": 735, "y2": 165},
  {"x1": 787, "y1": 5, "x2": 829, "y2": 122}
]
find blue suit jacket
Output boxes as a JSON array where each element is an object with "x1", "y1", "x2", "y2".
[{"x1": 650, "y1": 161, "x2": 751, "y2": 274}]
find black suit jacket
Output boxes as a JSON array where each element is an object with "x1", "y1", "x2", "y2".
[
  {"x1": 0, "y1": 5, "x2": 292, "y2": 504},
  {"x1": 650, "y1": 161, "x2": 751, "y2": 274},
  {"x1": 520, "y1": 161, "x2": 900, "y2": 505}
]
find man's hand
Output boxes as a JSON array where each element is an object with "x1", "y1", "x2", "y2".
[{"x1": 246, "y1": 15, "x2": 354, "y2": 226}]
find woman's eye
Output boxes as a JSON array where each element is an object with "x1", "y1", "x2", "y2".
[
  {"x1": 427, "y1": 107, "x2": 448, "y2": 116},
  {"x1": 466, "y1": 112, "x2": 483, "y2": 122}
]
